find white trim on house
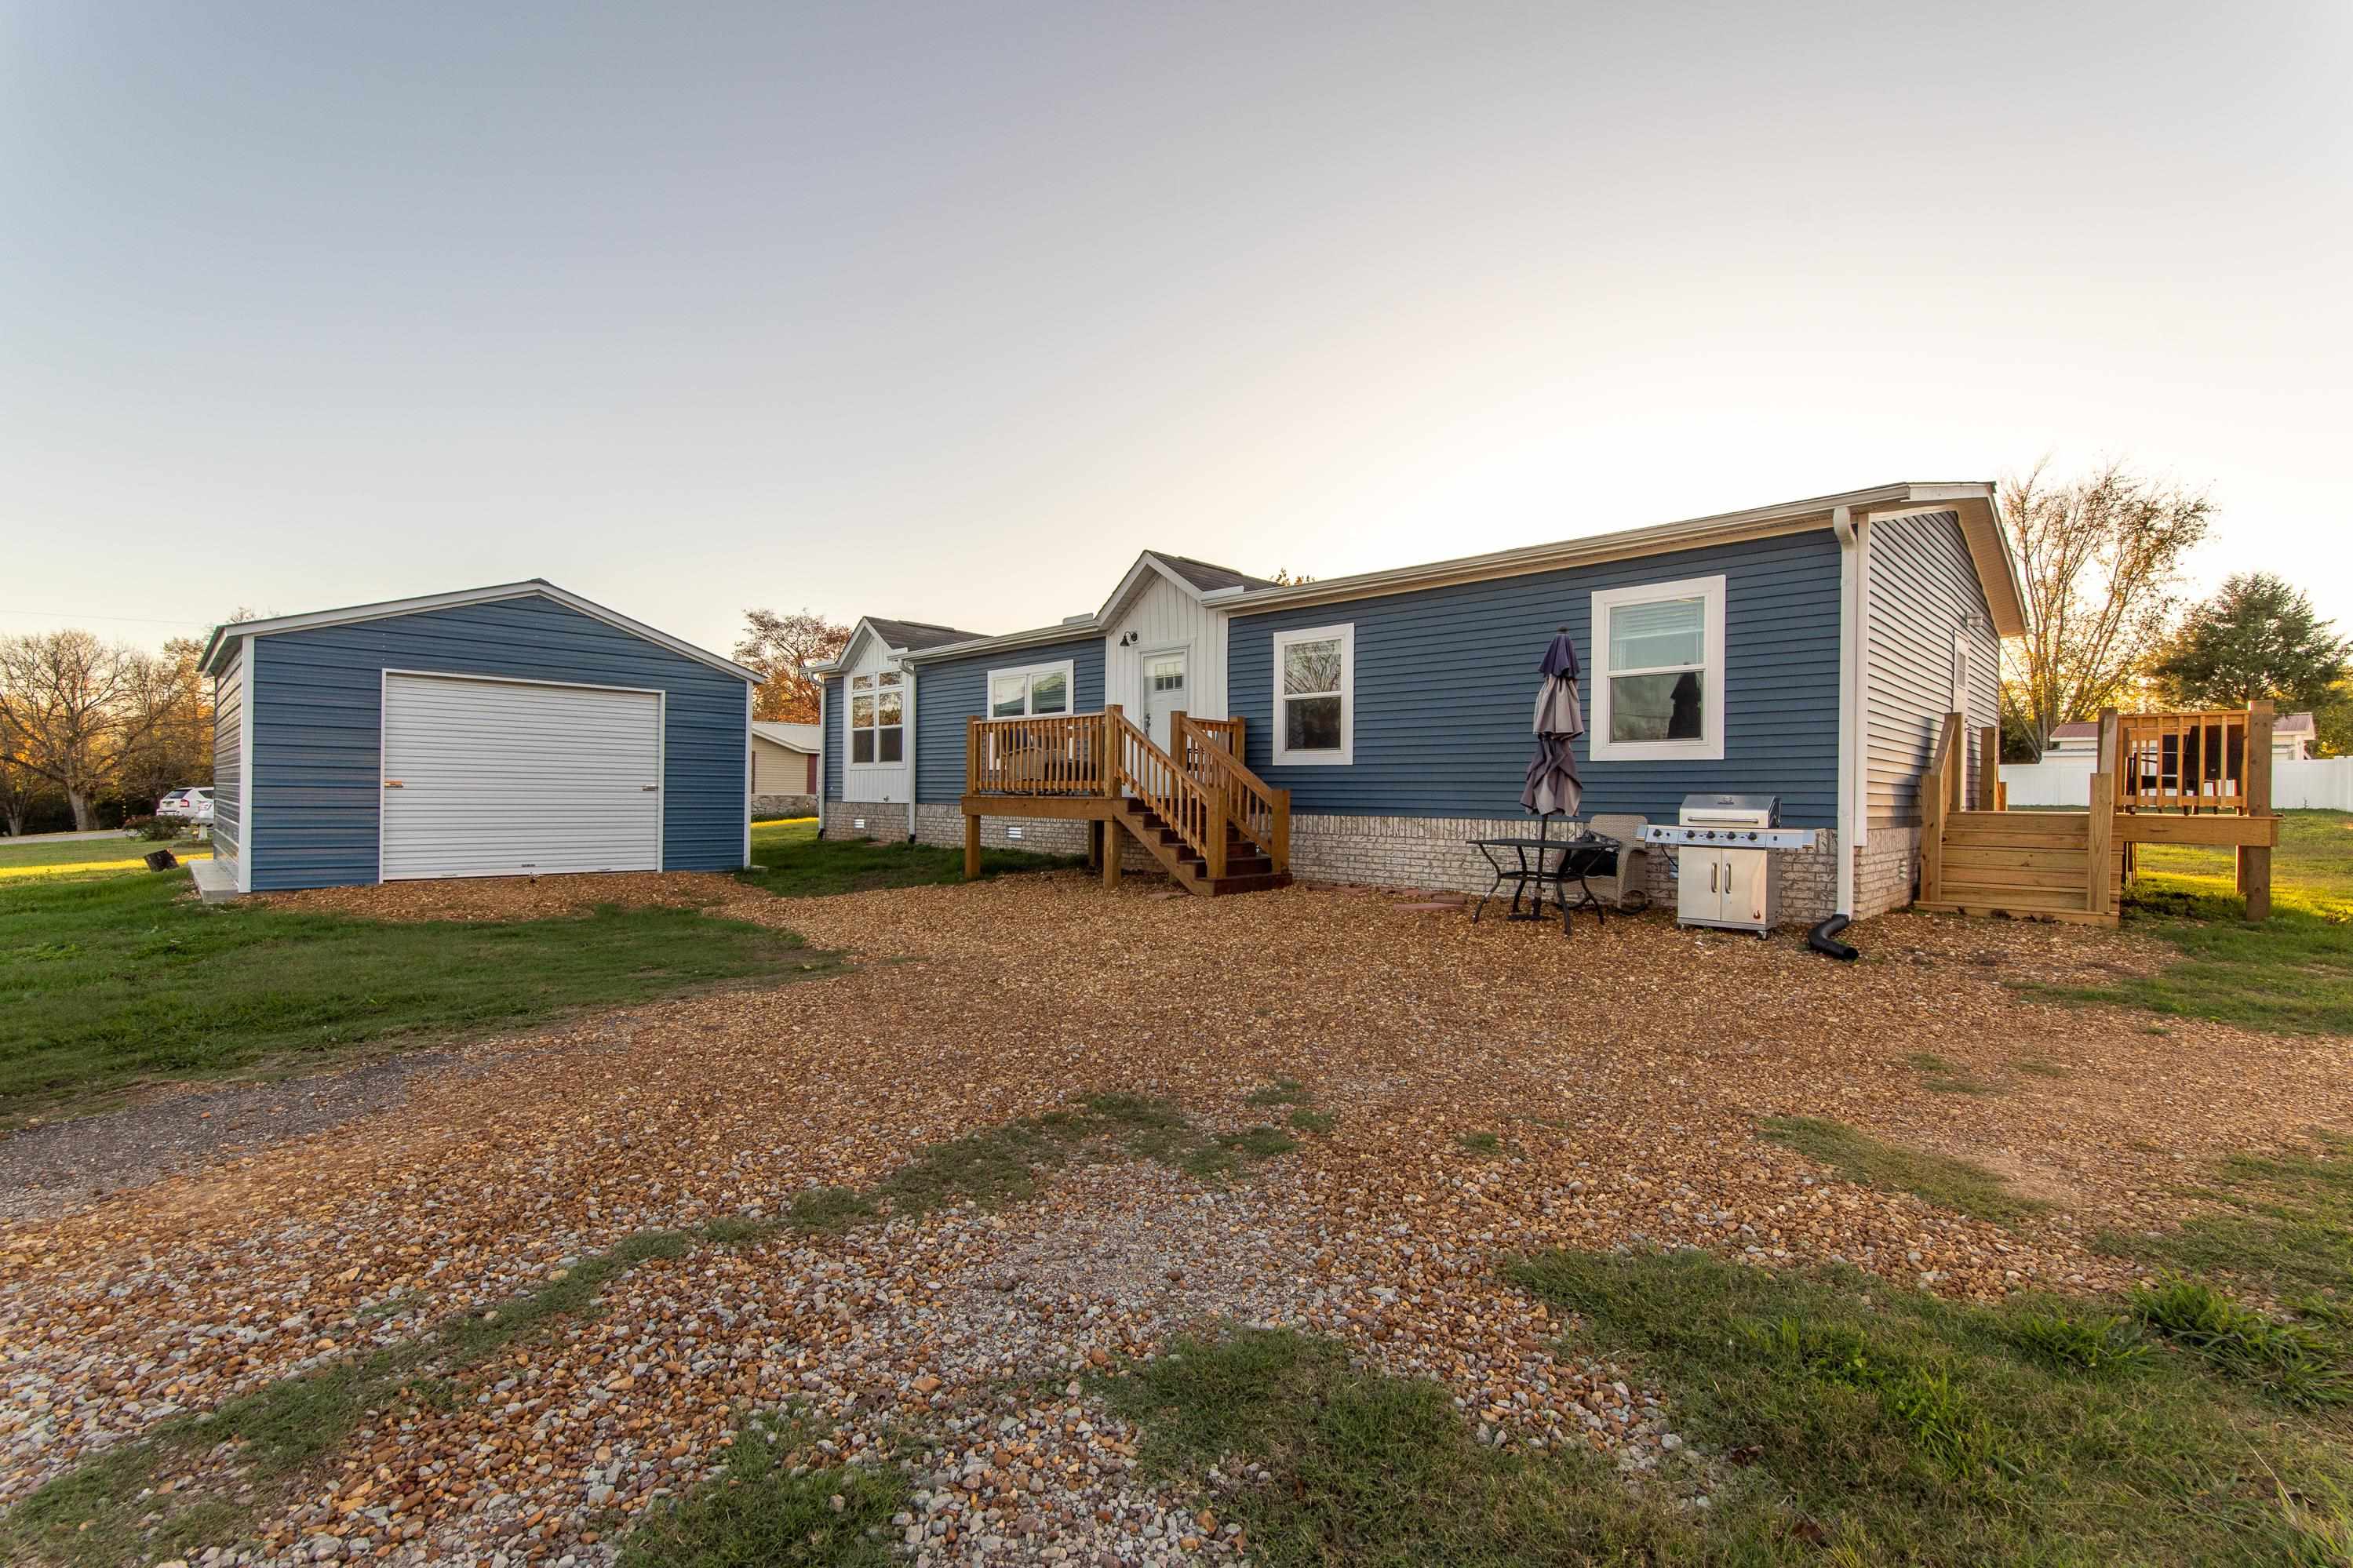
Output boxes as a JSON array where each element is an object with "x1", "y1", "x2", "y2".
[
  {"x1": 744, "y1": 682, "x2": 753, "y2": 866},
  {"x1": 199, "y1": 580, "x2": 761, "y2": 683},
  {"x1": 236, "y1": 632, "x2": 256, "y2": 894},
  {"x1": 1218, "y1": 482, "x2": 2027, "y2": 638},
  {"x1": 1588, "y1": 575, "x2": 1727, "y2": 763},
  {"x1": 1270, "y1": 624, "x2": 1355, "y2": 766},
  {"x1": 985, "y1": 658, "x2": 1080, "y2": 718}
]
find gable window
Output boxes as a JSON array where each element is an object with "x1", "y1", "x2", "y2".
[
  {"x1": 1272, "y1": 624, "x2": 1353, "y2": 765},
  {"x1": 848, "y1": 671, "x2": 904, "y2": 764},
  {"x1": 987, "y1": 660, "x2": 1075, "y2": 719},
  {"x1": 1589, "y1": 575, "x2": 1725, "y2": 762}
]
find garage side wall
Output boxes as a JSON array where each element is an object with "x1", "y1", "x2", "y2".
[{"x1": 249, "y1": 598, "x2": 749, "y2": 890}]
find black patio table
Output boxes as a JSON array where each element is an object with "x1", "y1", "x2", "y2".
[{"x1": 1467, "y1": 828, "x2": 1623, "y2": 934}]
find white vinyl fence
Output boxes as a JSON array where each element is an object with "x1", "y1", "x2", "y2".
[{"x1": 2000, "y1": 756, "x2": 2353, "y2": 812}]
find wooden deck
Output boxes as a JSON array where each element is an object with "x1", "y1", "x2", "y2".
[
  {"x1": 960, "y1": 707, "x2": 1292, "y2": 897},
  {"x1": 1916, "y1": 702, "x2": 2280, "y2": 926}
]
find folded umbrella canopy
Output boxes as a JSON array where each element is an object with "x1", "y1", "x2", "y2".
[{"x1": 1522, "y1": 630, "x2": 1585, "y2": 817}]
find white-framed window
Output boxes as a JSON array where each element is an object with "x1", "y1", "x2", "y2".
[
  {"x1": 848, "y1": 669, "x2": 905, "y2": 764},
  {"x1": 1589, "y1": 575, "x2": 1725, "y2": 762},
  {"x1": 1950, "y1": 628, "x2": 1971, "y2": 715},
  {"x1": 987, "y1": 659, "x2": 1076, "y2": 719},
  {"x1": 1271, "y1": 623, "x2": 1353, "y2": 765}
]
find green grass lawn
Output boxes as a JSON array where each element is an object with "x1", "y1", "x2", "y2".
[
  {"x1": 2044, "y1": 809, "x2": 2353, "y2": 1035},
  {"x1": 740, "y1": 816, "x2": 1080, "y2": 897},
  {"x1": 0, "y1": 870, "x2": 836, "y2": 1124},
  {"x1": 0, "y1": 831, "x2": 210, "y2": 874}
]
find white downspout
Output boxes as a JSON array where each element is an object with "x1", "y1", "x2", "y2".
[
  {"x1": 1832, "y1": 507, "x2": 1867, "y2": 919},
  {"x1": 814, "y1": 678, "x2": 826, "y2": 838},
  {"x1": 902, "y1": 659, "x2": 918, "y2": 842}
]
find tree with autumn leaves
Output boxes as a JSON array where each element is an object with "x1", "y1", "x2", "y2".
[{"x1": 734, "y1": 608, "x2": 852, "y2": 723}]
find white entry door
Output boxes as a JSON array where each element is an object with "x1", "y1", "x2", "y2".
[
  {"x1": 1143, "y1": 649, "x2": 1189, "y2": 753},
  {"x1": 381, "y1": 672, "x2": 662, "y2": 880}
]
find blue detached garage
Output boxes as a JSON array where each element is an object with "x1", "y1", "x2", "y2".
[{"x1": 199, "y1": 580, "x2": 759, "y2": 894}]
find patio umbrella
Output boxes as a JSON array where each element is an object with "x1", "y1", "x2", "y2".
[{"x1": 1521, "y1": 630, "x2": 1585, "y2": 817}]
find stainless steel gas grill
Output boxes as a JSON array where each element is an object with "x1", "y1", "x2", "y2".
[{"x1": 1640, "y1": 794, "x2": 1818, "y2": 935}]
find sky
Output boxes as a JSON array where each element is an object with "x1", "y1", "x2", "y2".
[{"x1": 3, "y1": 2, "x2": 2348, "y2": 660}]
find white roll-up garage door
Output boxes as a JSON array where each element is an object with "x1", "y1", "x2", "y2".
[{"x1": 381, "y1": 673, "x2": 661, "y2": 880}]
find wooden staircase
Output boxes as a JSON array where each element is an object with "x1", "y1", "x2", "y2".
[
  {"x1": 1918, "y1": 809, "x2": 2124, "y2": 925},
  {"x1": 1113, "y1": 797, "x2": 1289, "y2": 896},
  {"x1": 1105, "y1": 710, "x2": 1291, "y2": 897},
  {"x1": 960, "y1": 705, "x2": 1291, "y2": 899}
]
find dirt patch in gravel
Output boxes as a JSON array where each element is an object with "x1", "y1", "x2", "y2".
[
  {"x1": 3, "y1": 869, "x2": 2347, "y2": 1566},
  {"x1": 0, "y1": 1053, "x2": 453, "y2": 1224},
  {"x1": 255, "y1": 871, "x2": 746, "y2": 922}
]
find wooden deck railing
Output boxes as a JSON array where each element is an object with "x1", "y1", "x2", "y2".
[
  {"x1": 2114, "y1": 709, "x2": 2261, "y2": 813},
  {"x1": 1175, "y1": 714, "x2": 1289, "y2": 872},
  {"x1": 966, "y1": 713, "x2": 1105, "y2": 795}
]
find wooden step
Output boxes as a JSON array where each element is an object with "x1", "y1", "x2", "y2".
[
  {"x1": 1916, "y1": 900, "x2": 2118, "y2": 928},
  {"x1": 1940, "y1": 846, "x2": 2091, "y2": 873},
  {"x1": 1949, "y1": 810, "x2": 2085, "y2": 832},
  {"x1": 1940, "y1": 864, "x2": 2094, "y2": 891},
  {"x1": 1933, "y1": 882, "x2": 2098, "y2": 912}
]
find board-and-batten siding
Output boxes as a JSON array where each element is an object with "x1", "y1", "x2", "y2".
[
  {"x1": 913, "y1": 638, "x2": 1106, "y2": 803},
  {"x1": 210, "y1": 642, "x2": 244, "y2": 861},
  {"x1": 1103, "y1": 573, "x2": 1227, "y2": 727},
  {"x1": 1865, "y1": 510, "x2": 2002, "y2": 827},
  {"x1": 1227, "y1": 530, "x2": 1843, "y2": 828},
  {"x1": 246, "y1": 597, "x2": 747, "y2": 890}
]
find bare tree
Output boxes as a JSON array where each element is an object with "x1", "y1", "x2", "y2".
[
  {"x1": 114, "y1": 637, "x2": 215, "y2": 809},
  {"x1": 0, "y1": 631, "x2": 185, "y2": 830},
  {"x1": 0, "y1": 752, "x2": 38, "y2": 839},
  {"x1": 1998, "y1": 459, "x2": 2213, "y2": 750},
  {"x1": 734, "y1": 609, "x2": 852, "y2": 723}
]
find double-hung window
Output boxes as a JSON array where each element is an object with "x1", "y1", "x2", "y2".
[
  {"x1": 1271, "y1": 624, "x2": 1353, "y2": 765},
  {"x1": 1589, "y1": 576, "x2": 1725, "y2": 761},
  {"x1": 987, "y1": 660, "x2": 1075, "y2": 719},
  {"x1": 848, "y1": 671, "x2": 904, "y2": 764}
]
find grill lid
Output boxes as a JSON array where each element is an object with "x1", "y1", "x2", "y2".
[{"x1": 1677, "y1": 792, "x2": 1780, "y2": 826}]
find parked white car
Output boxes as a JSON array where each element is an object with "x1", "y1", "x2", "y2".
[{"x1": 156, "y1": 787, "x2": 215, "y2": 824}]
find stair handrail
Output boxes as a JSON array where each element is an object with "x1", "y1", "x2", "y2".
[
  {"x1": 1174, "y1": 714, "x2": 1290, "y2": 874},
  {"x1": 1109, "y1": 710, "x2": 1225, "y2": 879},
  {"x1": 1919, "y1": 711, "x2": 1962, "y2": 904}
]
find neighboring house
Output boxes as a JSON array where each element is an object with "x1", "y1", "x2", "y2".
[
  {"x1": 2047, "y1": 711, "x2": 2316, "y2": 761},
  {"x1": 814, "y1": 482, "x2": 2028, "y2": 922},
  {"x1": 750, "y1": 720, "x2": 822, "y2": 813},
  {"x1": 199, "y1": 580, "x2": 760, "y2": 895}
]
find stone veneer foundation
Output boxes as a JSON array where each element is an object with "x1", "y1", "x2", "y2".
[{"x1": 822, "y1": 800, "x2": 1922, "y2": 926}]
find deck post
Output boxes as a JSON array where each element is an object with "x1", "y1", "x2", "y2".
[
  {"x1": 963, "y1": 810, "x2": 980, "y2": 880},
  {"x1": 2096, "y1": 708, "x2": 2121, "y2": 799},
  {"x1": 1270, "y1": 788, "x2": 1290, "y2": 875},
  {"x1": 967, "y1": 716, "x2": 981, "y2": 795},
  {"x1": 2242, "y1": 700, "x2": 2275, "y2": 920},
  {"x1": 2085, "y1": 771, "x2": 2114, "y2": 917},
  {"x1": 1102, "y1": 705, "x2": 1123, "y2": 797},
  {"x1": 1169, "y1": 711, "x2": 1186, "y2": 775},
  {"x1": 1976, "y1": 725, "x2": 1999, "y2": 811},
  {"x1": 1942, "y1": 712, "x2": 1965, "y2": 817}
]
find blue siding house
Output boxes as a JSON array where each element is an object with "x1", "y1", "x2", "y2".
[
  {"x1": 199, "y1": 581, "x2": 759, "y2": 894},
  {"x1": 815, "y1": 482, "x2": 2027, "y2": 923}
]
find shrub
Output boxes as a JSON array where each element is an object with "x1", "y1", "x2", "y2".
[{"x1": 126, "y1": 814, "x2": 181, "y2": 842}]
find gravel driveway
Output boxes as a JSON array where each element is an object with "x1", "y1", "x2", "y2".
[{"x1": 4, "y1": 870, "x2": 2348, "y2": 1566}]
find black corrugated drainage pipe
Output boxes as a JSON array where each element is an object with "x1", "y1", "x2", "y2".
[{"x1": 1808, "y1": 914, "x2": 1859, "y2": 961}]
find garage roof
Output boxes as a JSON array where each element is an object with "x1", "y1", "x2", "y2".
[{"x1": 199, "y1": 580, "x2": 762, "y2": 682}]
